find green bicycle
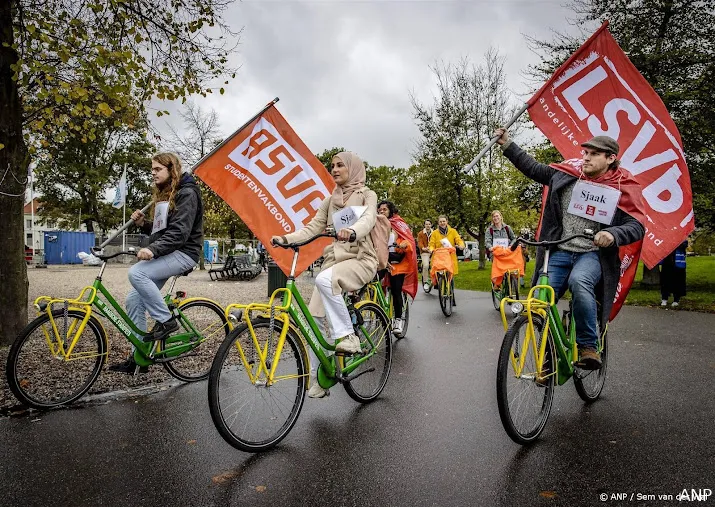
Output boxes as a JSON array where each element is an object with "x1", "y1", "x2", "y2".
[
  {"x1": 208, "y1": 232, "x2": 392, "y2": 453},
  {"x1": 6, "y1": 249, "x2": 230, "y2": 410},
  {"x1": 496, "y1": 230, "x2": 608, "y2": 444},
  {"x1": 355, "y1": 273, "x2": 410, "y2": 339}
]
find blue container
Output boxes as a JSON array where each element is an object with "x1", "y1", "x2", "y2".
[
  {"x1": 203, "y1": 240, "x2": 218, "y2": 263},
  {"x1": 44, "y1": 231, "x2": 96, "y2": 265}
]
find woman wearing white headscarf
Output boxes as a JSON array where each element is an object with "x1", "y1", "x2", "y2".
[{"x1": 272, "y1": 152, "x2": 378, "y2": 397}]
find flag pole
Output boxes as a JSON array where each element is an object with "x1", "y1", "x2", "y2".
[
  {"x1": 189, "y1": 97, "x2": 280, "y2": 172},
  {"x1": 122, "y1": 163, "x2": 127, "y2": 255},
  {"x1": 463, "y1": 103, "x2": 529, "y2": 173}
]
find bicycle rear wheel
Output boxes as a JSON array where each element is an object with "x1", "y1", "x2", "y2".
[
  {"x1": 6, "y1": 310, "x2": 107, "y2": 409},
  {"x1": 162, "y1": 299, "x2": 229, "y2": 382},
  {"x1": 208, "y1": 319, "x2": 307, "y2": 452},
  {"x1": 438, "y1": 273, "x2": 452, "y2": 317},
  {"x1": 496, "y1": 314, "x2": 555, "y2": 444},
  {"x1": 574, "y1": 329, "x2": 608, "y2": 402},
  {"x1": 343, "y1": 301, "x2": 392, "y2": 403}
]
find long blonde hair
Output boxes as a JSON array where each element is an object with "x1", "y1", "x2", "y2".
[{"x1": 151, "y1": 153, "x2": 183, "y2": 211}]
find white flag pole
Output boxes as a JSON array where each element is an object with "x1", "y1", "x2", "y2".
[
  {"x1": 122, "y1": 163, "x2": 127, "y2": 254},
  {"x1": 463, "y1": 103, "x2": 529, "y2": 173}
]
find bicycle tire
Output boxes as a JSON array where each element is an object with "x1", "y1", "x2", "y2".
[
  {"x1": 574, "y1": 329, "x2": 608, "y2": 402},
  {"x1": 496, "y1": 314, "x2": 555, "y2": 445},
  {"x1": 208, "y1": 318, "x2": 307, "y2": 452},
  {"x1": 343, "y1": 301, "x2": 392, "y2": 403},
  {"x1": 438, "y1": 273, "x2": 452, "y2": 317},
  {"x1": 162, "y1": 299, "x2": 230, "y2": 382},
  {"x1": 6, "y1": 309, "x2": 107, "y2": 409},
  {"x1": 394, "y1": 292, "x2": 409, "y2": 339}
]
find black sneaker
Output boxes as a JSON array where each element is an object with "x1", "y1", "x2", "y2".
[
  {"x1": 144, "y1": 318, "x2": 179, "y2": 342},
  {"x1": 108, "y1": 358, "x2": 149, "y2": 374}
]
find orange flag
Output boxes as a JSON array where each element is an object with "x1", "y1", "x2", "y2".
[{"x1": 195, "y1": 101, "x2": 335, "y2": 276}]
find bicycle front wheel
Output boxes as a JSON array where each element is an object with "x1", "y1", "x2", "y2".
[
  {"x1": 343, "y1": 301, "x2": 392, "y2": 403},
  {"x1": 574, "y1": 330, "x2": 608, "y2": 402},
  {"x1": 162, "y1": 299, "x2": 229, "y2": 382},
  {"x1": 6, "y1": 310, "x2": 107, "y2": 409},
  {"x1": 438, "y1": 274, "x2": 452, "y2": 317},
  {"x1": 496, "y1": 314, "x2": 555, "y2": 445},
  {"x1": 208, "y1": 319, "x2": 307, "y2": 452}
]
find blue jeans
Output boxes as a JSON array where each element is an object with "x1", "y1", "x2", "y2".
[
  {"x1": 547, "y1": 250, "x2": 602, "y2": 348},
  {"x1": 126, "y1": 250, "x2": 196, "y2": 331}
]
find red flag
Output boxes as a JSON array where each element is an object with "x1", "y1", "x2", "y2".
[
  {"x1": 527, "y1": 21, "x2": 694, "y2": 319},
  {"x1": 195, "y1": 104, "x2": 335, "y2": 276}
]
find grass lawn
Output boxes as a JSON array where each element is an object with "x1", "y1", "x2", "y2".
[{"x1": 454, "y1": 255, "x2": 715, "y2": 313}]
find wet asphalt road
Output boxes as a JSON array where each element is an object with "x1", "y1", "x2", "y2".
[{"x1": 2, "y1": 289, "x2": 714, "y2": 507}]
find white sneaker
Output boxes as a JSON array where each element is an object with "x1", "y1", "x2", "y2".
[
  {"x1": 672, "y1": 301, "x2": 679, "y2": 307},
  {"x1": 335, "y1": 333, "x2": 362, "y2": 354},
  {"x1": 423, "y1": 283, "x2": 430, "y2": 291},
  {"x1": 393, "y1": 318, "x2": 403, "y2": 336},
  {"x1": 307, "y1": 380, "x2": 329, "y2": 399},
  {"x1": 661, "y1": 300, "x2": 668, "y2": 306}
]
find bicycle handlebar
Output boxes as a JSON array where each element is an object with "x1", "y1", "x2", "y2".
[
  {"x1": 509, "y1": 229, "x2": 596, "y2": 251},
  {"x1": 91, "y1": 248, "x2": 137, "y2": 261},
  {"x1": 272, "y1": 230, "x2": 357, "y2": 250}
]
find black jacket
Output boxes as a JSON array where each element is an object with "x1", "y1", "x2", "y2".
[
  {"x1": 140, "y1": 173, "x2": 204, "y2": 262},
  {"x1": 502, "y1": 141, "x2": 645, "y2": 324}
]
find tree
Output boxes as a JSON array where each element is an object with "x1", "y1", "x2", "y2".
[
  {"x1": 34, "y1": 124, "x2": 154, "y2": 232},
  {"x1": 411, "y1": 50, "x2": 530, "y2": 268},
  {"x1": 0, "y1": 0, "x2": 238, "y2": 346}
]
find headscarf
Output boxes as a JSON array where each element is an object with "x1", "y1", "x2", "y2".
[{"x1": 331, "y1": 151, "x2": 366, "y2": 208}]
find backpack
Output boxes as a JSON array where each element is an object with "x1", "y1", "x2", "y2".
[{"x1": 372, "y1": 214, "x2": 391, "y2": 270}]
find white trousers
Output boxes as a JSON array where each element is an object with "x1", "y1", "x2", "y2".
[{"x1": 314, "y1": 267, "x2": 353, "y2": 340}]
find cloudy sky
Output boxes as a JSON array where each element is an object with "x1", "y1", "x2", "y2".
[{"x1": 154, "y1": 0, "x2": 589, "y2": 169}]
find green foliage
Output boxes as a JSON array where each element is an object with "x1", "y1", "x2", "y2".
[
  {"x1": 34, "y1": 124, "x2": 154, "y2": 232},
  {"x1": 13, "y1": 0, "x2": 239, "y2": 153},
  {"x1": 526, "y1": 0, "x2": 715, "y2": 230}
]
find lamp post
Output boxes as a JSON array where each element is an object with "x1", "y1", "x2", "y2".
[{"x1": 28, "y1": 162, "x2": 37, "y2": 257}]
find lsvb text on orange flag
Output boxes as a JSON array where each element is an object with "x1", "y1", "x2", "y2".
[
  {"x1": 194, "y1": 101, "x2": 335, "y2": 276},
  {"x1": 526, "y1": 21, "x2": 693, "y2": 319}
]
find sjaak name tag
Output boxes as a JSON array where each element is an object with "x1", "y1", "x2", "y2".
[
  {"x1": 566, "y1": 180, "x2": 621, "y2": 225},
  {"x1": 332, "y1": 206, "x2": 367, "y2": 231}
]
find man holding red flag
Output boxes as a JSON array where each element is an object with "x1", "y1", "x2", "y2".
[{"x1": 493, "y1": 128, "x2": 645, "y2": 369}]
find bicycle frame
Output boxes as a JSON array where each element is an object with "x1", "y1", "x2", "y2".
[
  {"x1": 34, "y1": 261, "x2": 215, "y2": 367},
  {"x1": 224, "y1": 246, "x2": 389, "y2": 391},
  {"x1": 499, "y1": 249, "x2": 595, "y2": 386}
]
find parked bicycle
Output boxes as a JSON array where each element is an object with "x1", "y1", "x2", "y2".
[
  {"x1": 6, "y1": 249, "x2": 230, "y2": 410},
  {"x1": 208, "y1": 231, "x2": 392, "y2": 452},
  {"x1": 495, "y1": 230, "x2": 608, "y2": 444}
]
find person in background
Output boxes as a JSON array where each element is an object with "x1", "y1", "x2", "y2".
[
  {"x1": 417, "y1": 219, "x2": 433, "y2": 291},
  {"x1": 428, "y1": 215, "x2": 465, "y2": 301},
  {"x1": 660, "y1": 240, "x2": 689, "y2": 307},
  {"x1": 378, "y1": 200, "x2": 418, "y2": 336},
  {"x1": 484, "y1": 210, "x2": 515, "y2": 261}
]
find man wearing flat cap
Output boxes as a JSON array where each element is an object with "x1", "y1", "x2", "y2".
[{"x1": 492, "y1": 128, "x2": 645, "y2": 369}]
